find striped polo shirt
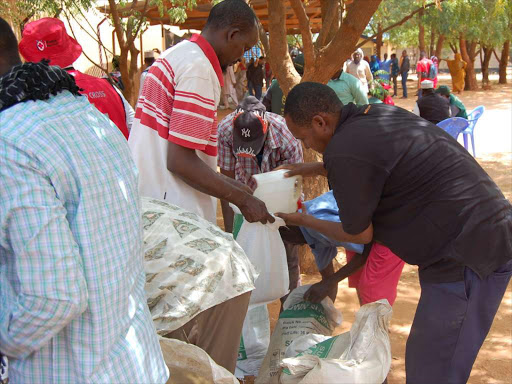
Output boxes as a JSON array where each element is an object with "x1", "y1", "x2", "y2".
[{"x1": 128, "y1": 34, "x2": 224, "y2": 223}]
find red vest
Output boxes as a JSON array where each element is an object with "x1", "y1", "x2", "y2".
[{"x1": 67, "y1": 70, "x2": 129, "y2": 139}]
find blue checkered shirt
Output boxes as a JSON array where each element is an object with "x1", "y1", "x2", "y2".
[{"x1": 0, "y1": 92, "x2": 168, "y2": 383}]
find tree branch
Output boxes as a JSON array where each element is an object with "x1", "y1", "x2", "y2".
[
  {"x1": 108, "y1": 0, "x2": 127, "y2": 49},
  {"x1": 62, "y1": 8, "x2": 108, "y2": 75},
  {"x1": 316, "y1": 0, "x2": 339, "y2": 49},
  {"x1": 493, "y1": 48, "x2": 500, "y2": 62},
  {"x1": 356, "y1": 0, "x2": 446, "y2": 49},
  {"x1": 67, "y1": 5, "x2": 114, "y2": 56},
  {"x1": 257, "y1": 19, "x2": 270, "y2": 58},
  {"x1": 266, "y1": 0, "x2": 301, "y2": 95},
  {"x1": 289, "y1": 0, "x2": 315, "y2": 74},
  {"x1": 127, "y1": 0, "x2": 150, "y2": 46},
  {"x1": 310, "y1": 0, "x2": 381, "y2": 83}
]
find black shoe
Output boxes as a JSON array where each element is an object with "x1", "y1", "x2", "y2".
[{"x1": 400, "y1": 96, "x2": 407, "y2": 99}]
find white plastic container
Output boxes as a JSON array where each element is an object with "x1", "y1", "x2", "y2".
[{"x1": 252, "y1": 170, "x2": 302, "y2": 214}]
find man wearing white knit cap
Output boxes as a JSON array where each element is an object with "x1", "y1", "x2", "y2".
[
  {"x1": 343, "y1": 48, "x2": 373, "y2": 93},
  {"x1": 413, "y1": 79, "x2": 451, "y2": 124}
]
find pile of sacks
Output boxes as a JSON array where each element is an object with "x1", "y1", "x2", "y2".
[{"x1": 255, "y1": 286, "x2": 393, "y2": 384}]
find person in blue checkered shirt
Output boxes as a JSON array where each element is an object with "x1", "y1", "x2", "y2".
[{"x1": 0, "y1": 18, "x2": 168, "y2": 383}]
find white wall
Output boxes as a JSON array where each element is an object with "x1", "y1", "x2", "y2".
[{"x1": 60, "y1": 5, "x2": 184, "y2": 74}]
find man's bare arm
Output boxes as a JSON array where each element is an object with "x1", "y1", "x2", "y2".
[{"x1": 167, "y1": 142, "x2": 273, "y2": 224}]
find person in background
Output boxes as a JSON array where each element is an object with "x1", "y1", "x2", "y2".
[
  {"x1": 129, "y1": 0, "x2": 272, "y2": 229},
  {"x1": 379, "y1": 52, "x2": 391, "y2": 81},
  {"x1": 399, "y1": 49, "x2": 410, "y2": 98},
  {"x1": 413, "y1": 80, "x2": 451, "y2": 124},
  {"x1": 247, "y1": 56, "x2": 264, "y2": 100},
  {"x1": 221, "y1": 64, "x2": 238, "y2": 109},
  {"x1": 327, "y1": 68, "x2": 369, "y2": 106},
  {"x1": 369, "y1": 54, "x2": 380, "y2": 76},
  {"x1": 430, "y1": 56, "x2": 439, "y2": 88},
  {"x1": 344, "y1": 48, "x2": 373, "y2": 94},
  {"x1": 234, "y1": 58, "x2": 247, "y2": 102},
  {"x1": 246, "y1": 57, "x2": 255, "y2": 98},
  {"x1": 436, "y1": 85, "x2": 468, "y2": 118},
  {"x1": 19, "y1": 17, "x2": 134, "y2": 139},
  {"x1": 390, "y1": 53, "x2": 400, "y2": 97},
  {"x1": 444, "y1": 53, "x2": 467, "y2": 94},
  {"x1": 217, "y1": 96, "x2": 304, "y2": 307},
  {"x1": 0, "y1": 17, "x2": 168, "y2": 383},
  {"x1": 110, "y1": 55, "x2": 124, "y2": 91},
  {"x1": 279, "y1": 81, "x2": 512, "y2": 384},
  {"x1": 416, "y1": 51, "x2": 434, "y2": 96},
  {"x1": 139, "y1": 49, "x2": 158, "y2": 97}
]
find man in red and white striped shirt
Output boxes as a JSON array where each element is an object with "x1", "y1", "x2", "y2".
[
  {"x1": 127, "y1": 0, "x2": 273, "y2": 374},
  {"x1": 129, "y1": 0, "x2": 273, "y2": 226}
]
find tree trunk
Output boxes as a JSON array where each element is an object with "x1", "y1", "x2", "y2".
[
  {"x1": 418, "y1": 9, "x2": 425, "y2": 53},
  {"x1": 319, "y1": 0, "x2": 339, "y2": 46},
  {"x1": 460, "y1": 36, "x2": 478, "y2": 91},
  {"x1": 449, "y1": 42, "x2": 458, "y2": 54},
  {"x1": 481, "y1": 45, "x2": 493, "y2": 86},
  {"x1": 429, "y1": 29, "x2": 435, "y2": 57},
  {"x1": 127, "y1": 45, "x2": 140, "y2": 105},
  {"x1": 119, "y1": 49, "x2": 131, "y2": 96},
  {"x1": 376, "y1": 23, "x2": 383, "y2": 58},
  {"x1": 498, "y1": 40, "x2": 510, "y2": 84},
  {"x1": 435, "y1": 34, "x2": 445, "y2": 58},
  {"x1": 266, "y1": 0, "x2": 302, "y2": 96}
]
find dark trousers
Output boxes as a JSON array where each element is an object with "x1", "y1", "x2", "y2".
[
  {"x1": 248, "y1": 82, "x2": 263, "y2": 100},
  {"x1": 391, "y1": 75, "x2": 398, "y2": 96},
  {"x1": 401, "y1": 72, "x2": 408, "y2": 97},
  {"x1": 405, "y1": 260, "x2": 512, "y2": 383}
]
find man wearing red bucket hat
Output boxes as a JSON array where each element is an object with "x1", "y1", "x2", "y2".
[{"x1": 19, "y1": 17, "x2": 133, "y2": 139}]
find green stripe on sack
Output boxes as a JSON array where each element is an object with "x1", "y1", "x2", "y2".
[
  {"x1": 233, "y1": 213, "x2": 244, "y2": 240},
  {"x1": 238, "y1": 335, "x2": 247, "y2": 361},
  {"x1": 281, "y1": 336, "x2": 340, "y2": 376}
]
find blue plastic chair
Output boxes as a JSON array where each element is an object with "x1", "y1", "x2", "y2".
[
  {"x1": 437, "y1": 117, "x2": 469, "y2": 140},
  {"x1": 463, "y1": 106, "x2": 485, "y2": 156}
]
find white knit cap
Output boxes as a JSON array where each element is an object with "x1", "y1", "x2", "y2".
[
  {"x1": 352, "y1": 48, "x2": 364, "y2": 59},
  {"x1": 421, "y1": 80, "x2": 434, "y2": 89},
  {"x1": 144, "y1": 50, "x2": 155, "y2": 59}
]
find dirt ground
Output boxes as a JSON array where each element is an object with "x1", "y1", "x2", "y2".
[{"x1": 220, "y1": 74, "x2": 512, "y2": 383}]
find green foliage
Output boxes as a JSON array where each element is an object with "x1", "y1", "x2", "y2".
[
  {"x1": 1, "y1": 0, "x2": 93, "y2": 26},
  {"x1": 287, "y1": 34, "x2": 303, "y2": 49},
  {"x1": 369, "y1": 70, "x2": 391, "y2": 100},
  {"x1": 165, "y1": 0, "x2": 198, "y2": 24},
  {"x1": 371, "y1": 0, "x2": 511, "y2": 54}
]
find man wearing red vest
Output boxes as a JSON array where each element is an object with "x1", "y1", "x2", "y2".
[{"x1": 19, "y1": 18, "x2": 133, "y2": 139}]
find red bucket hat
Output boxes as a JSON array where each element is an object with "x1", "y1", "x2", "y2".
[{"x1": 19, "y1": 18, "x2": 82, "y2": 68}]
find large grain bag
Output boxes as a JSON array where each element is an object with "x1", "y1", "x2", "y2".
[
  {"x1": 236, "y1": 304, "x2": 271, "y2": 378},
  {"x1": 255, "y1": 285, "x2": 342, "y2": 384},
  {"x1": 159, "y1": 337, "x2": 238, "y2": 384},
  {"x1": 280, "y1": 300, "x2": 392, "y2": 384}
]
